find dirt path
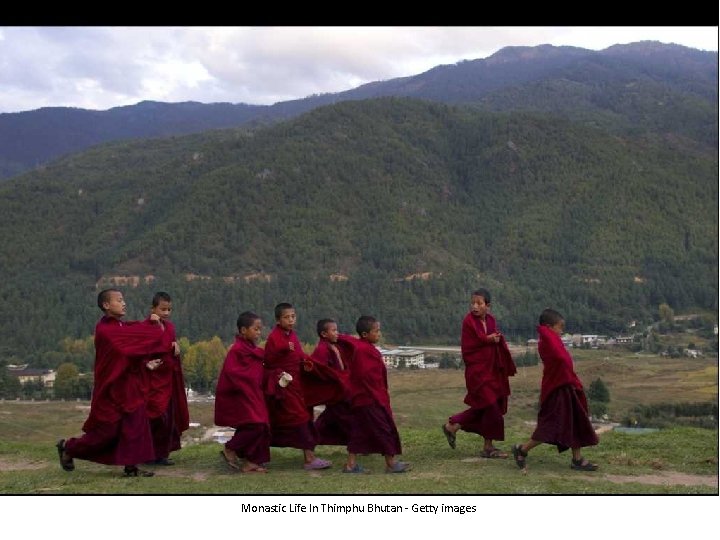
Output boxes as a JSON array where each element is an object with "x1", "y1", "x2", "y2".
[
  {"x1": 0, "y1": 457, "x2": 48, "y2": 471},
  {"x1": 597, "y1": 472, "x2": 717, "y2": 488},
  {"x1": 2, "y1": 454, "x2": 715, "y2": 489}
]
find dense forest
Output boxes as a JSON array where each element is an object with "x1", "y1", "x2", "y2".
[{"x1": 0, "y1": 95, "x2": 716, "y2": 368}]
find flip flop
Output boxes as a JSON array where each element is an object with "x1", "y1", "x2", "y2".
[
  {"x1": 303, "y1": 458, "x2": 332, "y2": 470},
  {"x1": 442, "y1": 424, "x2": 456, "y2": 449},
  {"x1": 385, "y1": 461, "x2": 411, "y2": 473},
  {"x1": 570, "y1": 458, "x2": 599, "y2": 471},
  {"x1": 242, "y1": 465, "x2": 269, "y2": 474},
  {"x1": 220, "y1": 450, "x2": 241, "y2": 471},
  {"x1": 342, "y1": 463, "x2": 367, "y2": 473},
  {"x1": 480, "y1": 447, "x2": 508, "y2": 459}
]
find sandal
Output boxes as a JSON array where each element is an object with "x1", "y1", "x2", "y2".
[
  {"x1": 480, "y1": 447, "x2": 508, "y2": 459},
  {"x1": 570, "y1": 458, "x2": 599, "y2": 471},
  {"x1": 342, "y1": 463, "x2": 367, "y2": 474},
  {"x1": 385, "y1": 461, "x2": 411, "y2": 473},
  {"x1": 56, "y1": 439, "x2": 75, "y2": 472},
  {"x1": 442, "y1": 424, "x2": 456, "y2": 450},
  {"x1": 303, "y1": 458, "x2": 332, "y2": 470},
  {"x1": 220, "y1": 450, "x2": 241, "y2": 471},
  {"x1": 123, "y1": 466, "x2": 154, "y2": 477},
  {"x1": 511, "y1": 444, "x2": 527, "y2": 469},
  {"x1": 242, "y1": 464, "x2": 269, "y2": 474}
]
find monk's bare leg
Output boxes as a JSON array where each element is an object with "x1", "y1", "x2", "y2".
[
  {"x1": 345, "y1": 452, "x2": 357, "y2": 470},
  {"x1": 303, "y1": 449, "x2": 316, "y2": 464},
  {"x1": 512, "y1": 439, "x2": 541, "y2": 468},
  {"x1": 223, "y1": 446, "x2": 239, "y2": 464},
  {"x1": 520, "y1": 439, "x2": 542, "y2": 454},
  {"x1": 444, "y1": 421, "x2": 461, "y2": 434}
]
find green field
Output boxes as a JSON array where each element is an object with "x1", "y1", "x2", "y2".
[{"x1": 0, "y1": 353, "x2": 717, "y2": 494}]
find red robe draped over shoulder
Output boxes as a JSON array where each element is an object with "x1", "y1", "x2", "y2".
[
  {"x1": 143, "y1": 319, "x2": 190, "y2": 433},
  {"x1": 215, "y1": 337, "x2": 269, "y2": 427},
  {"x1": 337, "y1": 335, "x2": 391, "y2": 410},
  {"x1": 537, "y1": 325, "x2": 586, "y2": 408},
  {"x1": 461, "y1": 312, "x2": 516, "y2": 411},
  {"x1": 263, "y1": 326, "x2": 311, "y2": 426},
  {"x1": 304, "y1": 339, "x2": 350, "y2": 406},
  {"x1": 83, "y1": 316, "x2": 168, "y2": 432}
]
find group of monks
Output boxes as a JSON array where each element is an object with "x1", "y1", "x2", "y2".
[
  {"x1": 215, "y1": 305, "x2": 408, "y2": 473},
  {"x1": 57, "y1": 286, "x2": 598, "y2": 478},
  {"x1": 57, "y1": 291, "x2": 189, "y2": 477},
  {"x1": 442, "y1": 288, "x2": 599, "y2": 471}
]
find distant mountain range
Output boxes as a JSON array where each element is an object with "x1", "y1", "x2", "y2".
[{"x1": 1, "y1": 41, "x2": 716, "y2": 179}]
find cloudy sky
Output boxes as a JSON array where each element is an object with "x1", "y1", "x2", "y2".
[{"x1": 0, "y1": 26, "x2": 717, "y2": 114}]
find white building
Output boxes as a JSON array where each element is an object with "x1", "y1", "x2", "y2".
[
  {"x1": 6, "y1": 364, "x2": 56, "y2": 388},
  {"x1": 376, "y1": 347, "x2": 425, "y2": 369}
]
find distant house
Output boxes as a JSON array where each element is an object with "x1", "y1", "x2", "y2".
[
  {"x1": 526, "y1": 338, "x2": 539, "y2": 347},
  {"x1": 6, "y1": 364, "x2": 56, "y2": 388},
  {"x1": 580, "y1": 335, "x2": 608, "y2": 348},
  {"x1": 615, "y1": 336, "x2": 634, "y2": 345},
  {"x1": 684, "y1": 349, "x2": 703, "y2": 358},
  {"x1": 376, "y1": 347, "x2": 425, "y2": 369},
  {"x1": 419, "y1": 361, "x2": 439, "y2": 370}
]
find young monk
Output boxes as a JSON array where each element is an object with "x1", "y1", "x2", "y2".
[
  {"x1": 311, "y1": 319, "x2": 352, "y2": 446},
  {"x1": 337, "y1": 315, "x2": 410, "y2": 473},
  {"x1": 214, "y1": 311, "x2": 270, "y2": 473},
  {"x1": 443, "y1": 288, "x2": 517, "y2": 458},
  {"x1": 143, "y1": 292, "x2": 190, "y2": 466},
  {"x1": 264, "y1": 302, "x2": 331, "y2": 470},
  {"x1": 511, "y1": 308, "x2": 599, "y2": 471},
  {"x1": 56, "y1": 289, "x2": 170, "y2": 477}
]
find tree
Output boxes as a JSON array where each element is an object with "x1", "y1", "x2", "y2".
[
  {"x1": 658, "y1": 303, "x2": 674, "y2": 324},
  {"x1": 54, "y1": 362, "x2": 80, "y2": 399},
  {"x1": 587, "y1": 378, "x2": 610, "y2": 403},
  {"x1": 183, "y1": 336, "x2": 227, "y2": 393},
  {"x1": 0, "y1": 361, "x2": 22, "y2": 399}
]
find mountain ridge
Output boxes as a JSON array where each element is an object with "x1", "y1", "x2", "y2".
[{"x1": 1, "y1": 41, "x2": 715, "y2": 179}]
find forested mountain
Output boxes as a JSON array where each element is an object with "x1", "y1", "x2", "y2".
[
  {"x1": 0, "y1": 97, "x2": 716, "y2": 363},
  {"x1": 1, "y1": 41, "x2": 716, "y2": 179}
]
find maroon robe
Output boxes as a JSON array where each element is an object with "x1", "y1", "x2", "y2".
[
  {"x1": 143, "y1": 318, "x2": 190, "y2": 459},
  {"x1": 460, "y1": 312, "x2": 516, "y2": 410},
  {"x1": 303, "y1": 339, "x2": 349, "y2": 407},
  {"x1": 537, "y1": 325, "x2": 584, "y2": 406},
  {"x1": 263, "y1": 326, "x2": 317, "y2": 449},
  {"x1": 532, "y1": 325, "x2": 598, "y2": 451},
  {"x1": 65, "y1": 316, "x2": 168, "y2": 465},
  {"x1": 215, "y1": 336, "x2": 269, "y2": 427},
  {"x1": 214, "y1": 336, "x2": 271, "y2": 464},
  {"x1": 311, "y1": 339, "x2": 353, "y2": 445},
  {"x1": 449, "y1": 312, "x2": 516, "y2": 440},
  {"x1": 337, "y1": 335, "x2": 402, "y2": 456}
]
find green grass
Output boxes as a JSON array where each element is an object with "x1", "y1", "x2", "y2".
[{"x1": 0, "y1": 354, "x2": 717, "y2": 494}]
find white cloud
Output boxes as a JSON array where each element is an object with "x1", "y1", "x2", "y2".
[{"x1": 0, "y1": 26, "x2": 716, "y2": 113}]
